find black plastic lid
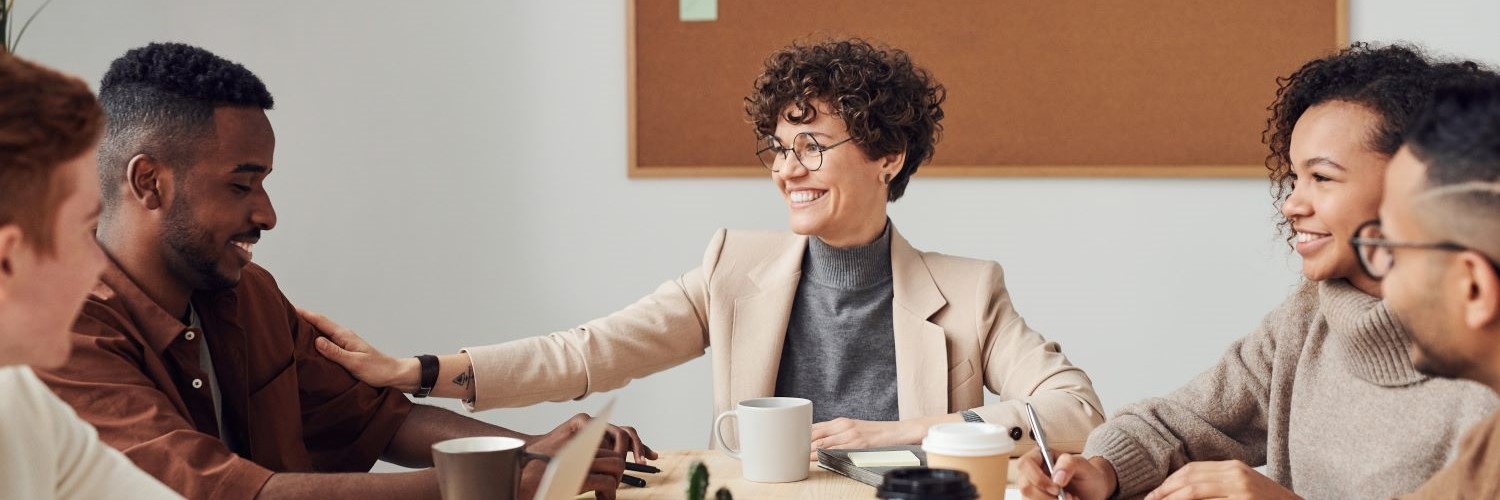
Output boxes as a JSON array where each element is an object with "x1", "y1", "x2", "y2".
[{"x1": 876, "y1": 467, "x2": 978, "y2": 500}]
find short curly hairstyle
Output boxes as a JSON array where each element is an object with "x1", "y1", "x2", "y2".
[
  {"x1": 745, "y1": 39, "x2": 945, "y2": 202},
  {"x1": 0, "y1": 54, "x2": 104, "y2": 255},
  {"x1": 97, "y1": 42, "x2": 274, "y2": 213},
  {"x1": 1262, "y1": 43, "x2": 1479, "y2": 242}
]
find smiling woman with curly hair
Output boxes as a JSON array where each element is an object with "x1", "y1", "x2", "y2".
[
  {"x1": 1017, "y1": 43, "x2": 1500, "y2": 500},
  {"x1": 303, "y1": 38, "x2": 1106, "y2": 459}
]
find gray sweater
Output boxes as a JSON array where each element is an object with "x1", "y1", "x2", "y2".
[
  {"x1": 774, "y1": 226, "x2": 899, "y2": 423},
  {"x1": 1085, "y1": 280, "x2": 1498, "y2": 499}
]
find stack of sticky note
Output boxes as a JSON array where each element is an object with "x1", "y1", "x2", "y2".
[{"x1": 847, "y1": 450, "x2": 922, "y2": 468}]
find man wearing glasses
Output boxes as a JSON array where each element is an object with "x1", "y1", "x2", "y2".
[{"x1": 1351, "y1": 75, "x2": 1500, "y2": 498}]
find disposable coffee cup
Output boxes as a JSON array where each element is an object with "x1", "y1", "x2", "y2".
[
  {"x1": 922, "y1": 423, "x2": 1015, "y2": 500},
  {"x1": 877, "y1": 467, "x2": 978, "y2": 500},
  {"x1": 432, "y1": 436, "x2": 526, "y2": 500}
]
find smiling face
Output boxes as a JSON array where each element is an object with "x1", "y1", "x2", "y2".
[
  {"x1": 770, "y1": 100, "x2": 900, "y2": 247},
  {"x1": 160, "y1": 106, "x2": 277, "y2": 291},
  {"x1": 1281, "y1": 100, "x2": 1390, "y2": 292},
  {"x1": 0, "y1": 150, "x2": 108, "y2": 368}
]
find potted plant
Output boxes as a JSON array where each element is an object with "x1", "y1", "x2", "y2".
[{"x1": 1, "y1": 0, "x2": 56, "y2": 53}]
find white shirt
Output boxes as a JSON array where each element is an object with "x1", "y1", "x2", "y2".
[{"x1": 0, "y1": 365, "x2": 181, "y2": 499}]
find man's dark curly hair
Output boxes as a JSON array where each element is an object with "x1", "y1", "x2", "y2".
[
  {"x1": 1262, "y1": 42, "x2": 1478, "y2": 243},
  {"x1": 97, "y1": 42, "x2": 274, "y2": 213},
  {"x1": 745, "y1": 39, "x2": 945, "y2": 202}
]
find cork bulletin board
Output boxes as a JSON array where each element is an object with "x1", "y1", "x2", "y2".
[{"x1": 627, "y1": 0, "x2": 1348, "y2": 178}]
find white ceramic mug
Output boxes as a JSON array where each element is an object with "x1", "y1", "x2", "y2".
[{"x1": 712, "y1": 397, "x2": 812, "y2": 483}]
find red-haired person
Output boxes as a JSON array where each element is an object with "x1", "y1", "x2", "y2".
[{"x1": 0, "y1": 54, "x2": 179, "y2": 499}]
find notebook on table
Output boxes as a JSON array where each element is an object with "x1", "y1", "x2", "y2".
[{"x1": 816, "y1": 445, "x2": 926, "y2": 487}]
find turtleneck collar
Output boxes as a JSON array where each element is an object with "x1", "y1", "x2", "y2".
[
  {"x1": 1320, "y1": 279, "x2": 1428, "y2": 387},
  {"x1": 803, "y1": 222, "x2": 893, "y2": 290}
]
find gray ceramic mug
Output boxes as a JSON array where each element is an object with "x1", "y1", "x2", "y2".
[{"x1": 432, "y1": 436, "x2": 526, "y2": 500}]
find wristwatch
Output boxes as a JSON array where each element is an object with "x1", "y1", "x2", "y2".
[{"x1": 414, "y1": 354, "x2": 439, "y2": 398}]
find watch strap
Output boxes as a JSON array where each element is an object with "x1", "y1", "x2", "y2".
[{"x1": 414, "y1": 354, "x2": 439, "y2": 398}]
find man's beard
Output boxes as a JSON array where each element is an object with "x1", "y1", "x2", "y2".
[{"x1": 161, "y1": 194, "x2": 238, "y2": 291}]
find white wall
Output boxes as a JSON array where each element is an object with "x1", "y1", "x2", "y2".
[{"x1": 18, "y1": 0, "x2": 1500, "y2": 470}]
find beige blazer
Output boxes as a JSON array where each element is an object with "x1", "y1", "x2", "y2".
[{"x1": 464, "y1": 226, "x2": 1105, "y2": 452}]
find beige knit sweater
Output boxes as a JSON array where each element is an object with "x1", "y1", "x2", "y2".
[{"x1": 1084, "y1": 280, "x2": 1498, "y2": 499}]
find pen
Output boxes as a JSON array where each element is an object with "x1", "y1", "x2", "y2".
[
  {"x1": 1025, "y1": 402, "x2": 1066, "y2": 500},
  {"x1": 625, "y1": 462, "x2": 661, "y2": 474},
  {"x1": 622, "y1": 474, "x2": 647, "y2": 488}
]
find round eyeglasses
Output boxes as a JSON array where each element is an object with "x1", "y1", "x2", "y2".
[
  {"x1": 1349, "y1": 219, "x2": 1492, "y2": 280},
  {"x1": 755, "y1": 132, "x2": 854, "y2": 172}
]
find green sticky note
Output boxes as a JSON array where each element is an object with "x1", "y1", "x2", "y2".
[{"x1": 680, "y1": 0, "x2": 717, "y2": 22}]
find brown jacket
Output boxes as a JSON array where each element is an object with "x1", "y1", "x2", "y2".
[
  {"x1": 1401, "y1": 409, "x2": 1500, "y2": 499},
  {"x1": 37, "y1": 260, "x2": 412, "y2": 500},
  {"x1": 463, "y1": 226, "x2": 1105, "y2": 453}
]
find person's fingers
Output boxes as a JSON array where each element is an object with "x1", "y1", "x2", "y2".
[
  {"x1": 591, "y1": 450, "x2": 625, "y2": 480},
  {"x1": 1052, "y1": 452, "x2": 1089, "y2": 487},
  {"x1": 314, "y1": 337, "x2": 358, "y2": 366},
  {"x1": 301, "y1": 311, "x2": 370, "y2": 352},
  {"x1": 1146, "y1": 462, "x2": 1219, "y2": 500},
  {"x1": 820, "y1": 429, "x2": 863, "y2": 450},
  {"x1": 618, "y1": 426, "x2": 650, "y2": 463},
  {"x1": 1153, "y1": 482, "x2": 1222, "y2": 500},
  {"x1": 642, "y1": 437, "x2": 658, "y2": 460},
  {"x1": 294, "y1": 306, "x2": 329, "y2": 328},
  {"x1": 1015, "y1": 450, "x2": 1059, "y2": 496},
  {"x1": 297, "y1": 307, "x2": 344, "y2": 338},
  {"x1": 811, "y1": 436, "x2": 832, "y2": 452},
  {"x1": 810, "y1": 421, "x2": 834, "y2": 441},
  {"x1": 603, "y1": 426, "x2": 628, "y2": 456},
  {"x1": 579, "y1": 472, "x2": 619, "y2": 500}
]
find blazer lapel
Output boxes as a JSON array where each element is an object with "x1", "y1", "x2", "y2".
[
  {"x1": 728, "y1": 234, "x2": 808, "y2": 406},
  {"x1": 890, "y1": 227, "x2": 950, "y2": 419}
]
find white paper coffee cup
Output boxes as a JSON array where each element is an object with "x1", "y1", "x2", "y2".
[{"x1": 922, "y1": 423, "x2": 1014, "y2": 500}]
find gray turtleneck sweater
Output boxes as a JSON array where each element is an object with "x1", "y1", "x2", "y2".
[
  {"x1": 775, "y1": 225, "x2": 899, "y2": 423},
  {"x1": 1085, "y1": 279, "x2": 1499, "y2": 499}
]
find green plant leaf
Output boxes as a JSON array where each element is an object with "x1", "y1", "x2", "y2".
[
  {"x1": 687, "y1": 461, "x2": 710, "y2": 500},
  {"x1": 3, "y1": 0, "x2": 14, "y2": 52},
  {"x1": 12, "y1": 0, "x2": 57, "y2": 53}
]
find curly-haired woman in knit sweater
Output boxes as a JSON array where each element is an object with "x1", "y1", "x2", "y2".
[{"x1": 1018, "y1": 44, "x2": 1500, "y2": 500}]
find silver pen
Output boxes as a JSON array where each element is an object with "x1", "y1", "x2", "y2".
[{"x1": 1025, "y1": 402, "x2": 1067, "y2": 500}]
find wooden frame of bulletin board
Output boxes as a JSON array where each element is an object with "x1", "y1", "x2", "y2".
[{"x1": 627, "y1": 0, "x2": 1349, "y2": 178}]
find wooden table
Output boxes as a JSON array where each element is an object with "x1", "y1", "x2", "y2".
[{"x1": 597, "y1": 450, "x2": 1021, "y2": 499}]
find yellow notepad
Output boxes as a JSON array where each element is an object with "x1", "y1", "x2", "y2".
[{"x1": 848, "y1": 450, "x2": 921, "y2": 468}]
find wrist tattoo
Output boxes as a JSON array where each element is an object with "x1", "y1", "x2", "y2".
[{"x1": 452, "y1": 367, "x2": 473, "y2": 388}]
